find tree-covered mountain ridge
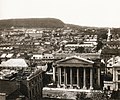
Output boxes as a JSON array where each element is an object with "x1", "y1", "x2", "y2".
[{"x1": 0, "y1": 18, "x2": 65, "y2": 28}]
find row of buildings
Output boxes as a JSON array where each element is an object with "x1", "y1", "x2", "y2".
[
  {"x1": 1, "y1": 52, "x2": 120, "y2": 99},
  {"x1": 0, "y1": 26, "x2": 120, "y2": 99}
]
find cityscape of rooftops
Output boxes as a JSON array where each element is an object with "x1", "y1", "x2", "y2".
[{"x1": 0, "y1": 0, "x2": 120, "y2": 100}]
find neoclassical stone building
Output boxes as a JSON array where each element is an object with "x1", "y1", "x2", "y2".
[{"x1": 53, "y1": 56, "x2": 101, "y2": 90}]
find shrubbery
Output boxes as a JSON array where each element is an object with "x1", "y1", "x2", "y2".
[{"x1": 76, "y1": 91, "x2": 109, "y2": 100}]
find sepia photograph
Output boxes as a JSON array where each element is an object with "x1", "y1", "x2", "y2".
[{"x1": 0, "y1": 0, "x2": 120, "y2": 100}]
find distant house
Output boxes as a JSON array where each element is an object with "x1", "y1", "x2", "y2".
[
  {"x1": 42, "y1": 53, "x2": 54, "y2": 63},
  {"x1": 30, "y1": 54, "x2": 43, "y2": 66},
  {"x1": 0, "y1": 53, "x2": 14, "y2": 62},
  {"x1": 6, "y1": 54, "x2": 14, "y2": 59},
  {"x1": 65, "y1": 43, "x2": 94, "y2": 53},
  {"x1": 0, "y1": 58, "x2": 29, "y2": 70},
  {"x1": 106, "y1": 56, "x2": 120, "y2": 74},
  {"x1": 0, "y1": 54, "x2": 7, "y2": 59},
  {"x1": 25, "y1": 29, "x2": 42, "y2": 38},
  {"x1": 31, "y1": 54, "x2": 43, "y2": 60}
]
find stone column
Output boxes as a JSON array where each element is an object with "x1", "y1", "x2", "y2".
[
  {"x1": 113, "y1": 67, "x2": 115, "y2": 82},
  {"x1": 66, "y1": 68, "x2": 67, "y2": 87},
  {"x1": 27, "y1": 82, "x2": 31, "y2": 99},
  {"x1": 33, "y1": 87, "x2": 37, "y2": 96},
  {"x1": 77, "y1": 68, "x2": 80, "y2": 89},
  {"x1": 83, "y1": 68, "x2": 86, "y2": 89},
  {"x1": 30, "y1": 90, "x2": 33, "y2": 99},
  {"x1": 57, "y1": 68, "x2": 61, "y2": 88},
  {"x1": 59, "y1": 68, "x2": 61, "y2": 87},
  {"x1": 53, "y1": 66, "x2": 56, "y2": 82},
  {"x1": 98, "y1": 68, "x2": 100, "y2": 86},
  {"x1": 64, "y1": 68, "x2": 67, "y2": 88},
  {"x1": 90, "y1": 68, "x2": 93, "y2": 89},
  {"x1": 70, "y1": 67, "x2": 73, "y2": 88},
  {"x1": 113, "y1": 68, "x2": 117, "y2": 90}
]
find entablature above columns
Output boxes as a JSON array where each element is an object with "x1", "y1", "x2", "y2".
[{"x1": 56, "y1": 63, "x2": 93, "y2": 67}]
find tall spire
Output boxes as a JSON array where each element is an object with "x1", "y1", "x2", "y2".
[{"x1": 107, "y1": 28, "x2": 111, "y2": 41}]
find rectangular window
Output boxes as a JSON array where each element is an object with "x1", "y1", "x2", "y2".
[
  {"x1": 118, "y1": 75, "x2": 120, "y2": 80},
  {"x1": 107, "y1": 86, "x2": 110, "y2": 90},
  {"x1": 61, "y1": 68, "x2": 64, "y2": 84},
  {"x1": 66, "y1": 68, "x2": 70, "y2": 84},
  {"x1": 72, "y1": 67, "x2": 77, "y2": 84},
  {"x1": 118, "y1": 83, "x2": 120, "y2": 89}
]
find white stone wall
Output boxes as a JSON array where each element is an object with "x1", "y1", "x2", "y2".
[
  {"x1": 0, "y1": 93, "x2": 6, "y2": 100},
  {"x1": 104, "y1": 81, "x2": 114, "y2": 90}
]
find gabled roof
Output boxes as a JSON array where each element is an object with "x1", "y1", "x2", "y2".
[
  {"x1": 6, "y1": 54, "x2": 14, "y2": 58},
  {"x1": 37, "y1": 64, "x2": 48, "y2": 71},
  {"x1": 56, "y1": 56, "x2": 94, "y2": 64},
  {"x1": 0, "y1": 53, "x2": 7, "y2": 58},
  {"x1": 107, "y1": 56, "x2": 120, "y2": 67},
  {"x1": 107, "y1": 56, "x2": 120, "y2": 63},
  {"x1": 113, "y1": 62, "x2": 120, "y2": 67},
  {"x1": 0, "y1": 58, "x2": 28, "y2": 67}
]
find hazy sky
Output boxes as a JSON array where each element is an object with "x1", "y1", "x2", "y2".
[{"x1": 0, "y1": 0, "x2": 120, "y2": 27}]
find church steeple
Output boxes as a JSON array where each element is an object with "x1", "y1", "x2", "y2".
[{"x1": 107, "y1": 28, "x2": 111, "y2": 41}]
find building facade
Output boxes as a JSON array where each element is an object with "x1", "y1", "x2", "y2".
[
  {"x1": 23, "y1": 69, "x2": 43, "y2": 100},
  {"x1": 104, "y1": 56, "x2": 120, "y2": 91},
  {"x1": 53, "y1": 56, "x2": 101, "y2": 90},
  {"x1": 0, "y1": 58, "x2": 43, "y2": 100}
]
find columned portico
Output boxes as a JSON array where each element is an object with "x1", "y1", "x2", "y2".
[{"x1": 55, "y1": 56, "x2": 100, "y2": 90}]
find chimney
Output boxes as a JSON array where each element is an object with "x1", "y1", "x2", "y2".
[{"x1": 112, "y1": 55, "x2": 115, "y2": 64}]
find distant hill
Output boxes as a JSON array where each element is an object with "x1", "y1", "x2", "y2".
[
  {"x1": 66, "y1": 24, "x2": 108, "y2": 34},
  {"x1": 66, "y1": 24, "x2": 108, "y2": 30},
  {"x1": 0, "y1": 18, "x2": 65, "y2": 28}
]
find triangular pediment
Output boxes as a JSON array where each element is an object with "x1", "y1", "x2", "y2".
[
  {"x1": 56, "y1": 56, "x2": 94, "y2": 67},
  {"x1": 60, "y1": 58, "x2": 85, "y2": 64}
]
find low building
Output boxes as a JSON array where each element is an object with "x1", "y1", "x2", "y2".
[
  {"x1": 0, "y1": 58, "x2": 43, "y2": 100},
  {"x1": 0, "y1": 58, "x2": 29, "y2": 70},
  {"x1": 42, "y1": 53, "x2": 54, "y2": 63},
  {"x1": 64, "y1": 43, "x2": 96, "y2": 53},
  {"x1": 104, "y1": 56, "x2": 120, "y2": 91}
]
